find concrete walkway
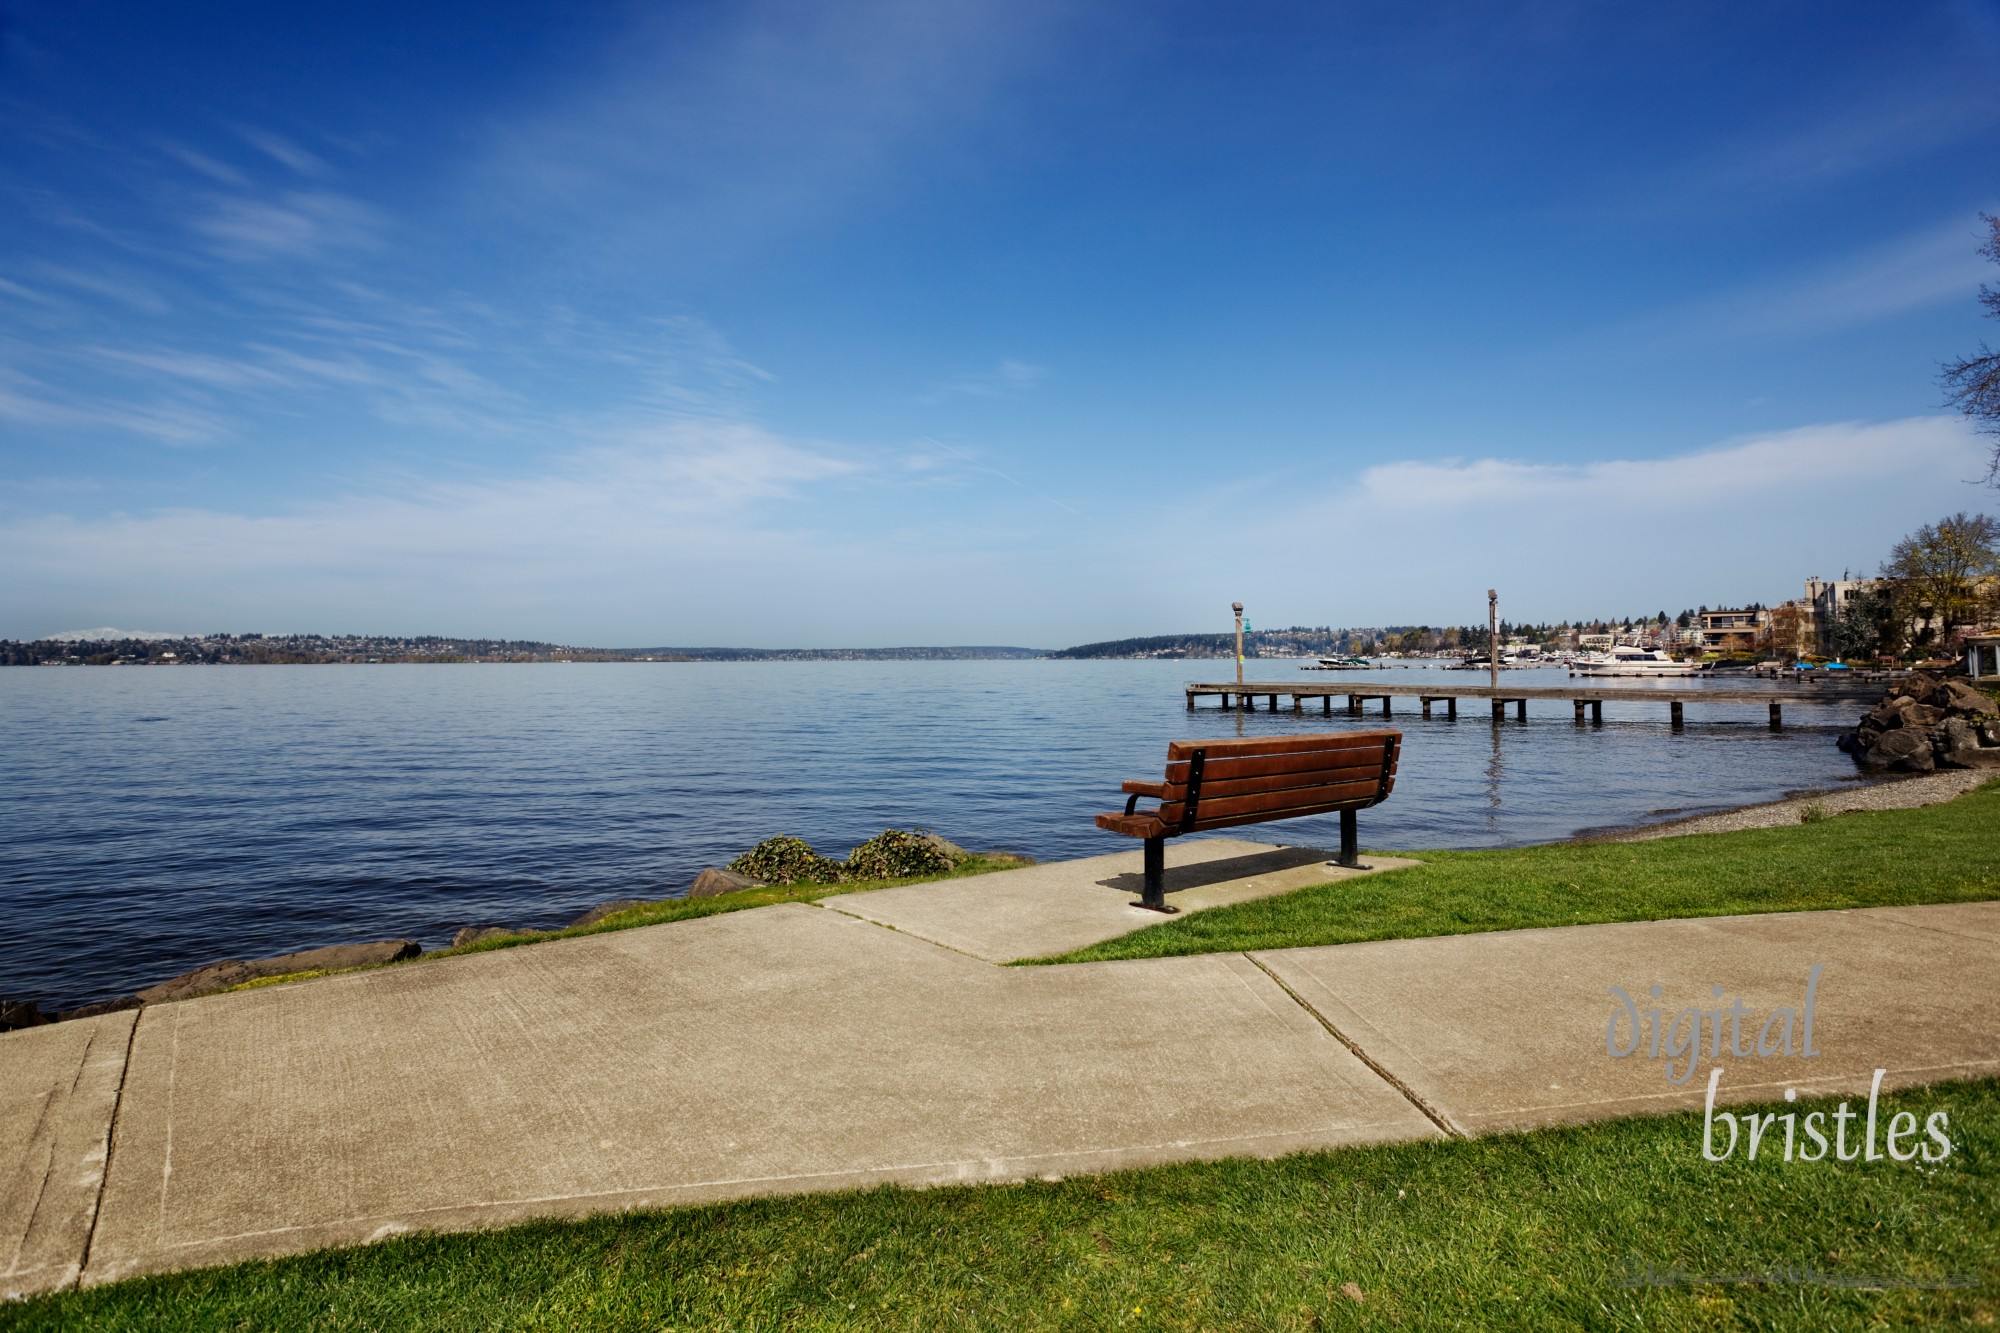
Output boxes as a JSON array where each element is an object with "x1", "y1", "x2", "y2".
[{"x1": 4, "y1": 839, "x2": 1995, "y2": 1299}]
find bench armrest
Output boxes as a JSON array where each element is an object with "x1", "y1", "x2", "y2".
[{"x1": 1121, "y1": 780, "x2": 1170, "y2": 799}]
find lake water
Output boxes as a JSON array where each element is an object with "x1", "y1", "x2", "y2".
[{"x1": 1, "y1": 661, "x2": 1875, "y2": 1011}]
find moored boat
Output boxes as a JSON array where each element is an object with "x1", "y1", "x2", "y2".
[{"x1": 1569, "y1": 647, "x2": 1702, "y2": 677}]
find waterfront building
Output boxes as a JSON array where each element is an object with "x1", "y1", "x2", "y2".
[
  {"x1": 1697, "y1": 607, "x2": 1764, "y2": 653},
  {"x1": 1803, "y1": 576, "x2": 1880, "y2": 654}
]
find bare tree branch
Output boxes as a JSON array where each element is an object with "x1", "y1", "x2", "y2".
[{"x1": 1940, "y1": 214, "x2": 2000, "y2": 484}]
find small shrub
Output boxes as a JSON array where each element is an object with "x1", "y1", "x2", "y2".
[
  {"x1": 1799, "y1": 801, "x2": 1829, "y2": 824},
  {"x1": 728, "y1": 836, "x2": 845, "y2": 885},
  {"x1": 845, "y1": 829, "x2": 955, "y2": 881}
]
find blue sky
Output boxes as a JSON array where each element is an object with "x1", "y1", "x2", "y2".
[{"x1": 2, "y1": 1, "x2": 1997, "y2": 646}]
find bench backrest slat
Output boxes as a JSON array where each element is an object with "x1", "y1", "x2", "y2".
[
  {"x1": 1154, "y1": 756, "x2": 1388, "y2": 803},
  {"x1": 1154, "y1": 730, "x2": 1398, "y2": 832},
  {"x1": 1163, "y1": 747, "x2": 1385, "y2": 784},
  {"x1": 1166, "y1": 732, "x2": 1389, "y2": 762},
  {"x1": 1158, "y1": 777, "x2": 1390, "y2": 826}
]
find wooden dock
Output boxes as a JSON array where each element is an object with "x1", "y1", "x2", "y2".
[{"x1": 1186, "y1": 679, "x2": 1880, "y2": 729}]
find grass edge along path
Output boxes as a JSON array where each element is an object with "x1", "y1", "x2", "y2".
[
  {"x1": 11, "y1": 1078, "x2": 1996, "y2": 1331},
  {"x1": 1036, "y1": 778, "x2": 2000, "y2": 965}
]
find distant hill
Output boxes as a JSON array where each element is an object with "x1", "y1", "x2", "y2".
[
  {"x1": 0, "y1": 635, "x2": 1052, "y2": 666},
  {"x1": 1049, "y1": 627, "x2": 1358, "y2": 659},
  {"x1": 621, "y1": 646, "x2": 1048, "y2": 661}
]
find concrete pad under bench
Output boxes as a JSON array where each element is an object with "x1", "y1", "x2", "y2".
[
  {"x1": 84, "y1": 902, "x2": 1438, "y2": 1287},
  {"x1": 1252, "y1": 902, "x2": 2000, "y2": 1137},
  {"x1": 820, "y1": 838, "x2": 1421, "y2": 963},
  {"x1": 0, "y1": 1011, "x2": 135, "y2": 1300}
]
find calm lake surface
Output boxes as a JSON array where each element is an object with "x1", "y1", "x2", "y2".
[{"x1": 2, "y1": 661, "x2": 1875, "y2": 1010}]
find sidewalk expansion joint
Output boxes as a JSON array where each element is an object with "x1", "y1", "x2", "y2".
[
  {"x1": 814, "y1": 903, "x2": 1005, "y2": 966},
  {"x1": 76, "y1": 1009, "x2": 142, "y2": 1286},
  {"x1": 1870, "y1": 912, "x2": 1998, "y2": 945},
  {"x1": 1243, "y1": 954, "x2": 1464, "y2": 1139}
]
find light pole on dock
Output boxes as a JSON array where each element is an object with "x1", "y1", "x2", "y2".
[
  {"x1": 1488, "y1": 588, "x2": 1499, "y2": 691},
  {"x1": 1233, "y1": 602, "x2": 1245, "y2": 686}
]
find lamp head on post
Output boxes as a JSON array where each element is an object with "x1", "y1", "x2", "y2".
[
  {"x1": 1232, "y1": 602, "x2": 1245, "y2": 685},
  {"x1": 1487, "y1": 589, "x2": 1500, "y2": 688}
]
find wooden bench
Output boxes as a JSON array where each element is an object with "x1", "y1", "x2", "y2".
[{"x1": 1095, "y1": 730, "x2": 1401, "y2": 912}]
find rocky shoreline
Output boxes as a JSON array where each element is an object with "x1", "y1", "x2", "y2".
[{"x1": 1835, "y1": 671, "x2": 2000, "y2": 772}]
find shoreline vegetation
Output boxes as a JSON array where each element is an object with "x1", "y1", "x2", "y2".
[{"x1": 15, "y1": 1076, "x2": 1996, "y2": 1328}]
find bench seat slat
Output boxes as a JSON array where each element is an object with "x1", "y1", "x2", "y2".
[{"x1": 1185, "y1": 800, "x2": 1386, "y2": 834}]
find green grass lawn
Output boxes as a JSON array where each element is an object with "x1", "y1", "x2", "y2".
[
  {"x1": 15, "y1": 1078, "x2": 1995, "y2": 1332},
  {"x1": 1039, "y1": 778, "x2": 2000, "y2": 965}
]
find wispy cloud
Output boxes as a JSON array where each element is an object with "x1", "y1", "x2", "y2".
[
  {"x1": 233, "y1": 127, "x2": 328, "y2": 177},
  {"x1": 86, "y1": 346, "x2": 291, "y2": 389},
  {"x1": 1699, "y1": 216, "x2": 1995, "y2": 339},
  {"x1": 1, "y1": 418, "x2": 866, "y2": 629},
  {"x1": 192, "y1": 188, "x2": 382, "y2": 260},
  {"x1": 467, "y1": 0, "x2": 1073, "y2": 271},
  {"x1": 11, "y1": 414, "x2": 1981, "y2": 641},
  {"x1": 160, "y1": 143, "x2": 249, "y2": 186},
  {"x1": 1345, "y1": 415, "x2": 1978, "y2": 508},
  {"x1": 1579, "y1": 45, "x2": 2000, "y2": 221},
  {"x1": 31, "y1": 263, "x2": 170, "y2": 313},
  {"x1": 0, "y1": 369, "x2": 220, "y2": 444},
  {"x1": 927, "y1": 359, "x2": 1045, "y2": 400},
  {"x1": 1244, "y1": 416, "x2": 1992, "y2": 622}
]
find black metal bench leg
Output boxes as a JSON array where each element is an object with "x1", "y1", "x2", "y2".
[
  {"x1": 1336, "y1": 809, "x2": 1365, "y2": 869},
  {"x1": 1132, "y1": 836, "x2": 1178, "y2": 913}
]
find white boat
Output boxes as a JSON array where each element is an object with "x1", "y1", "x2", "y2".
[{"x1": 1569, "y1": 647, "x2": 1702, "y2": 677}]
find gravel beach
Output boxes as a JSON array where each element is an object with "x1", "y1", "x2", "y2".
[{"x1": 1604, "y1": 769, "x2": 1995, "y2": 842}]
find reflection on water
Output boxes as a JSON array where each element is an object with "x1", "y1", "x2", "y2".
[
  {"x1": 0, "y1": 660, "x2": 1871, "y2": 1008},
  {"x1": 1485, "y1": 718, "x2": 1504, "y2": 836}
]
